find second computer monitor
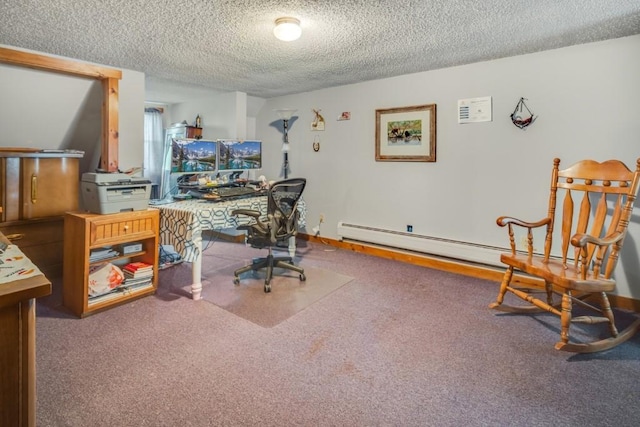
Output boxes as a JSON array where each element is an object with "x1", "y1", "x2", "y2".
[
  {"x1": 218, "y1": 139, "x2": 262, "y2": 171},
  {"x1": 171, "y1": 139, "x2": 217, "y2": 173}
]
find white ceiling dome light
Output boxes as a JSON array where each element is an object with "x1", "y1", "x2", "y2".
[{"x1": 273, "y1": 17, "x2": 302, "y2": 42}]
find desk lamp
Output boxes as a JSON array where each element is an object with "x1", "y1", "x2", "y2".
[{"x1": 275, "y1": 109, "x2": 297, "y2": 179}]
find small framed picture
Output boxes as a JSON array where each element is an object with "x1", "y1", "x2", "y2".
[{"x1": 375, "y1": 104, "x2": 437, "y2": 162}]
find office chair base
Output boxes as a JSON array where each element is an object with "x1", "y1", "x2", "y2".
[{"x1": 233, "y1": 254, "x2": 305, "y2": 293}]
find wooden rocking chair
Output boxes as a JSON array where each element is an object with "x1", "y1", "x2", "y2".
[{"x1": 489, "y1": 158, "x2": 640, "y2": 353}]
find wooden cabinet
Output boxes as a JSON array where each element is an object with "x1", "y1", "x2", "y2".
[
  {"x1": 186, "y1": 126, "x2": 202, "y2": 139},
  {"x1": 0, "y1": 153, "x2": 81, "y2": 221},
  {"x1": 0, "y1": 151, "x2": 83, "y2": 277},
  {"x1": 63, "y1": 209, "x2": 159, "y2": 318},
  {"x1": 0, "y1": 231, "x2": 51, "y2": 427}
]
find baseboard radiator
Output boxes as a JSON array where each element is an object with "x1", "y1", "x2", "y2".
[{"x1": 337, "y1": 222, "x2": 506, "y2": 268}]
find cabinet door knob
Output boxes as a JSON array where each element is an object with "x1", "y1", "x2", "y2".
[{"x1": 123, "y1": 225, "x2": 129, "y2": 231}]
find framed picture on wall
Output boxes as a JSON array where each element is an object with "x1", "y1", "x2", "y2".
[{"x1": 375, "y1": 104, "x2": 437, "y2": 162}]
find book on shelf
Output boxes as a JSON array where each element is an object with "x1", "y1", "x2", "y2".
[
  {"x1": 123, "y1": 277, "x2": 153, "y2": 287},
  {"x1": 123, "y1": 261, "x2": 153, "y2": 272},
  {"x1": 124, "y1": 270, "x2": 153, "y2": 280}
]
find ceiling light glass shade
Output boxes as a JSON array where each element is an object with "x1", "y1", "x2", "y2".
[
  {"x1": 273, "y1": 17, "x2": 301, "y2": 41},
  {"x1": 275, "y1": 108, "x2": 297, "y2": 120}
]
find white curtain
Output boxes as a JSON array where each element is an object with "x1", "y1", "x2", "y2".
[{"x1": 144, "y1": 108, "x2": 165, "y2": 199}]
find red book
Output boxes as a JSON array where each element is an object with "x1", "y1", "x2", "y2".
[{"x1": 123, "y1": 262, "x2": 153, "y2": 273}]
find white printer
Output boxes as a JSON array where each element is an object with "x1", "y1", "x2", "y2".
[{"x1": 81, "y1": 173, "x2": 152, "y2": 214}]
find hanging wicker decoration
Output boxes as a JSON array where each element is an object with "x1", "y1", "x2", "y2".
[{"x1": 510, "y1": 97, "x2": 536, "y2": 129}]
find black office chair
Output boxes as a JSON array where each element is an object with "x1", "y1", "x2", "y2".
[{"x1": 231, "y1": 178, "x2": 306, "y2": 293}]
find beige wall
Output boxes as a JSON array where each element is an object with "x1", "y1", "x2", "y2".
[
  {"x1": 0, "y1": 46, "x2": 145, "y2": 174},
  {"x1": 256, "y1": 34, "x2": 640, "y2": 299}
]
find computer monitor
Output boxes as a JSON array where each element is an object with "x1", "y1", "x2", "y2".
[
  {"x1": 218, "y1": 139, "x2": 262, "y2": 171},
  {"x1": 171, "y1": 139, "x2": 217, "y2": 173}
]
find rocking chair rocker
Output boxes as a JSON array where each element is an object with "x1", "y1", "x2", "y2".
[{"x1": 489, "y1": 158, "x2": 640, "y2": 353}]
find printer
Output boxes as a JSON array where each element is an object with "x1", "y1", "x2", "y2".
[{"x1": 81, "y1": 173, "x2": 152, "y2": 214}]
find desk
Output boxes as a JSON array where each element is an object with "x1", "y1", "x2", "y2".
[
  {"x1": 0, "y1": 232, "x2": 51, "y2": 427},
  {"x1": 155, "y1": 196, "x2": 306, "y2": 300}
]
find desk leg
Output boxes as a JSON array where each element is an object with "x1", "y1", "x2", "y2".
[
  {"x1": 288, "y1": 236, "x2": 296, "y2": 259},
  {"x1": 191, "y1": 241, "x2": 203, "y2": 301}
]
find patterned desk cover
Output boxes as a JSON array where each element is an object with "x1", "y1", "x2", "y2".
[{"x1": 155, "y1": 196, "x2": 306, "y2": 263}]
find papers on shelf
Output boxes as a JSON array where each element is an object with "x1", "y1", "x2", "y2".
[
  {"x1": 88, "y1": 261, "x2": 154, "y2": 300},
  {"x1": 88, "y1": 281, "x2": 153, "y2": 305},
  {"x1": 88, "y1": 263, "x2": 124, "y2": 297},
  {"x1": 89, "y1": 247, "x2": 120, "y2": 263}
]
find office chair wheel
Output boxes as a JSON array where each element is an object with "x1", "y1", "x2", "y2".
[
  {"x1": 264, "y1": 283, "x2": 271, "y2": 293},
  {"x1": 300, "y1": 274, "x2": 306, "y2": 281},
  {"x1": 233, "y1": 277, "x2": 240, "y2": 286}
]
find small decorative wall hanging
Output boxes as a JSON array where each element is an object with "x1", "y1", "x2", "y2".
[
  {"x1": 311, "y1": 109, "x2": 325, "y2": 131},
  {"x1": 338, "y1": 111, "x2": 351, "y2": 121},
  {"x1": 312, "y1": 136, "x2": 320, "y2": 152},
  {"x1": 510, "y1": 97, "x2": 536, "y2": 129}
]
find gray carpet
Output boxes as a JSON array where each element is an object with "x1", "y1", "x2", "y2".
[{"x1": 34, "y1": 239, "x2": 640, "y2": 426}]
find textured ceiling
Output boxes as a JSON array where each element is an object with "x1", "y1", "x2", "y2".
[{"x1": 1, "y1": 1, "x2": 639, "y2": 103}]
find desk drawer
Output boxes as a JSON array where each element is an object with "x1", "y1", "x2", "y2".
[
  {"x1": 0, "y1": 218, "x2": 64, "y2": 277},
  {"x1": 89, "y1": 211, "x2": 157, "y2": 247},
  {"x1": 0, "y1": 218, "x2": 63, "y2": 246}
]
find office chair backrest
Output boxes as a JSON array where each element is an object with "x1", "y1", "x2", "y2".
[{"x1": 268, "y1": 178, "x2": 306, "y2": 240}]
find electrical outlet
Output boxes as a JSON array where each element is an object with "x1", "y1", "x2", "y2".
[{"x1": 319, "y1": 213, "x2": 325, "y2": 223}]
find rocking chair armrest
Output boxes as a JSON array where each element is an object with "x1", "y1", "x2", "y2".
[
  {"x1": 496, "y1": 216, "x2": 551, "y2": 229},
  {"x1": 571, "y1": 231, "x2": 625, "y2": 248}
]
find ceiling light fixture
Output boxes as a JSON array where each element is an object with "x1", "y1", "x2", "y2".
[{"x1": 273, "y1": 17, "x2": 301, "y2": 42}]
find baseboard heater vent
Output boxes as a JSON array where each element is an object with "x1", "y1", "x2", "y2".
[{"x1": 337, "y1": 222, "x2": 506, "y2": 268}]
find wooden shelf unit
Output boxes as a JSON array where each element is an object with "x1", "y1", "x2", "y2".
[{"x1": 63, "y1": 209, "x2": 159, "y2": 318}]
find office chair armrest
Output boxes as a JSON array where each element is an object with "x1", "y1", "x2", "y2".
[{"x1": 232, "y1": 208, "x2": 262, "y2": 220}]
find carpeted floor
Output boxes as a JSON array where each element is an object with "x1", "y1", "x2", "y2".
[
  {"x1": 165, "y1": 259, "x2": 353, "y2": 327},
  {"x1": 34, "y1": 238, "x2": 640, "y2": 426}
]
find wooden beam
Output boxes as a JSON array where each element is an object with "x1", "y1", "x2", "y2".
[
  {"x1": 0, "y1": 47, "x2": 121, "y2": 79},
  {"x1": 1, "y1": 47, "x2": 122, "y2": 171},
  {"x1": 102, "y1": 78, "x2": 120, "y2": 172}
]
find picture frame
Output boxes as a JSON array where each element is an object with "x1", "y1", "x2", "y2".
[{"x1": 375, "y1": 104, "x2": 437, "y2": 162}]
